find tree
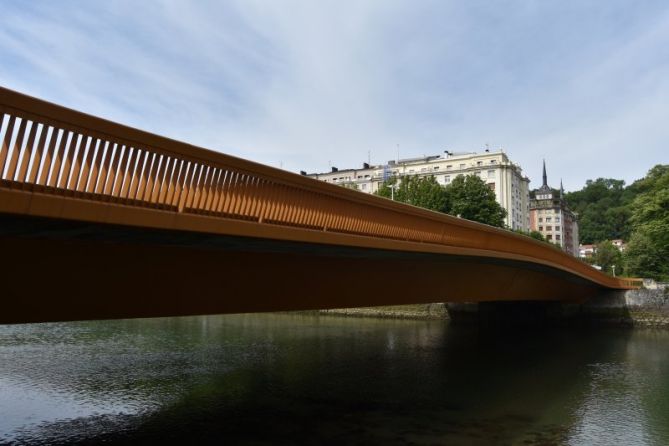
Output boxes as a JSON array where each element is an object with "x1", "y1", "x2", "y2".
[
  {"x1": 528, "y1": 230, "x2": 546, "y2": 242},
  {"x1": 623, "y1": 165, "x2": 669, "y2": 280},
  {"x1": 593, "y1": 241, "x2": 623, "y2": 276},
  {"x1": 624, "y1": 226, "x2": 668, "y2": 280},
  {"x1": 445, "y1": 175, "x2": 507, "y2": 227},
  {"x1": 376, "y1": 175, "x2": 449, "y2": 213},
  {"x1": 564, "y1": 178, "x2": 633, "y2": 243}
]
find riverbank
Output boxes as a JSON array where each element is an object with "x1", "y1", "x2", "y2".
[
  {"x1": 318, "y1": 303, "x2": 449, "y2": 320},
  {"x1": 316, "y1": 285, "x2": 669, "y2": 328}
]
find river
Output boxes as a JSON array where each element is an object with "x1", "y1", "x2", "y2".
[{"x1": 1, "y1": 313, "x2": 668, "y2": 445}]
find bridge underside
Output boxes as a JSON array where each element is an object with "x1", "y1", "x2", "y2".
[{"x1": 1, "y1": 213, "x2": 605, "y2": 324}]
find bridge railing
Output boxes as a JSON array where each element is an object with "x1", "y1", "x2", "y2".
[{"x1": 0, "y1": 87, "x2": 635, "y2": 290}]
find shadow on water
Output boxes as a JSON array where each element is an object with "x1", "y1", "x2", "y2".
[{"x1": 3, "y1": 313, "x2": 665, "y2": 445}]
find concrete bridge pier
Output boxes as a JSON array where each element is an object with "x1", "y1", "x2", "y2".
[{"x1": 446, "y1": 286, "x2": 669, "y2": 328}]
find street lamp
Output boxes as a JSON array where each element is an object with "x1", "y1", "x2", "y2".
[{"x1": 612, "y1": 265, "x2": 616, "y2": 277}]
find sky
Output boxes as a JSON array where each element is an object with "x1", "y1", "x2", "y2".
[{"x1": 1, "y1": 0, "x2": 668, "y2": 192}]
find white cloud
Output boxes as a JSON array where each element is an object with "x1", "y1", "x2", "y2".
[{"x1": 0, "y1": 0, "x2": 667, "y2": 190}]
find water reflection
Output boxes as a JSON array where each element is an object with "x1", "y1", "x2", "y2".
[{"x1": 1, "y1": 314, "x2": 668, "y2": 445}]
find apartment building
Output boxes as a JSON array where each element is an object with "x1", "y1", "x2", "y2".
[
  {"x1": 306, "y1": 149, "x2": 531, "y2": 231},
  {"x1": 529, "y1": 162, "x2": 579, "y2": 256}
]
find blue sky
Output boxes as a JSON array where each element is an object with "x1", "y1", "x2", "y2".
[{"x1": 1, "y1": 1, "x2": 668, "y2": 191}]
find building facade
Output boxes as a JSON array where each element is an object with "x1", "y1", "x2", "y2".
[
  {"x1": 529, "y1": 162, "x2": 579, "y2": 256},
  {"x1": 306, "y1": 150, "x2": 531, "y2": 231}
]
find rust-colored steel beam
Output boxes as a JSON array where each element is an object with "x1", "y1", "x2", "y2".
[{"x1": 0, "y1": 87, "x2": 641, "y2": 322}]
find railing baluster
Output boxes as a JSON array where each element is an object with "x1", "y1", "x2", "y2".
[
  {"x1": 26, "y1": 123, "x2": 47, "y2": 185},
  {"x1": 6, "y1": 118, "x2": 28, "y2": 182},
  {"x1": 48, "y1": 130, "x2": 66, "y2": 188},
  {"x1": 166, "y1": 159, "x2": 184, "y2": 208},
  {"x1": 37, "y1": 127, "x2": 57, "y2": 186},
  {"x1": 103, "y1": 143, "x2": 121, "y2": 197},
  {"x1": 176, "y1": 161, "x2": 193, "y2": 212},
  {"x1": 68, "y1": 134, "x2": 89, "y2": 191},
  {"x1": 120, "y1": 147, "x2": 138, "y2": 200},
  {"x1": 0, "y1": 115, "x2": 17, "y2": 179},
  {"x1": 78, "y1": 138, "x2": 99, "y2": 193},
  {"x1": 132, "y1": 150, "x2": 150, "y2": 201},
  {"x1": 184, "y1": 163, "x2": 203, "y2": 210},
  {"x1": 194, "y1": 165, "x2": 212, "y2": 211},
  {"x1": 156, "y1": 156, "x2": 173, "y2": 206},
  {"x1": 111, "y1": 145, "x2": 129, "y2": 198},
  {"x1": 17, "y1": 120, "x2": 38, "y2": 185}
]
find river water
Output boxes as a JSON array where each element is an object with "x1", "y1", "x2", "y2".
[{"x1": 1, "y1": 314, "x2": 668, "y2": 445}]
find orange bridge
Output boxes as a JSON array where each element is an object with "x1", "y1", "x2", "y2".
[{"x1": 0, "y1": 87, "x2": 639, "y2": 324}]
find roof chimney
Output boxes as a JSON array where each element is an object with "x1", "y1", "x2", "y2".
[{"x1": 331, "y1": 166, "x2": 338, "y2": 173}]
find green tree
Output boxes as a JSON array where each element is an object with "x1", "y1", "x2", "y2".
[
  {"x1": 623, "y1": 165, "x2": 669, "y2": 280},
  {"x1": 593, "y1": 241, "x2": 623, "y2": 276},
  {"x1": 528, "y1": 230, "x2": 546, "y2": 242},
  {"x1": 445, "y1": 175, "x2": 507, "y2": 227},
  {"x1": 376, "y1": 175, "x2": 449, "y2": 212},
  {"x1": 564, "y1": 178, "x2": 633, "y2": 243}
]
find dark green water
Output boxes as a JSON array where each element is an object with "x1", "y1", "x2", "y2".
[{"x1": 1, "y1": 314, "x2": 668, "y2": 445}]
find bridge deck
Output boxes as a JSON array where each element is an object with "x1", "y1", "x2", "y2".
[{"x1": 0, "y1": 87, "x2": 639, "y2": 323}]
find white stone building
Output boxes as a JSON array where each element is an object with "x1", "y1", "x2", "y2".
[{"x1": 305, "y1": 150, "x2": 531, "y2": 231}]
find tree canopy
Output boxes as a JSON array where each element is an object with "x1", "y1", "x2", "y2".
[
  {"x1": 623, "y1": 165, "x2": 669, "y2": 281},
  {"x1": 376, "y1": 175, "x2": 448, "y2": 213},
  {"x1": 563, "y1": 165, "x2": 668, "y2": 279},
  {"x1": 564, "y1": 178, "x2": 633, "y2": 244},
  {"x1": 446, "y1": 175, "x2": 507, "y2": 227},
  {"x1": 375, "y1": 174, "x2": 506, "y2": 228},
  {"x1": 593, "y1": 240, "x2": 623, "y2": 276}
]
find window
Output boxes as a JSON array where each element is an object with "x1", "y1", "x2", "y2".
[
  {"x1": 487, "y1": 182, "x2": 495, "y2": 191},
  {"x1": 477, "y1": 161, "x2": 482, "y2": 166},
  {"x1": 556, "y1": 235, "x2": 561, "y2": 241},
  {"x1": 547, "y1": 234, "x2": 553, "y2": 241},
  {"x1": 546, "y1": 217, "x2": 552, "y2": 222},
  {"x1": 446, "y1": 165, "x2": 452, "y2": 170},
  {"x1": 361, "y1": 184, "x2": 367, "y2": 190},
  {"x1": 546, "y1": 226, "x2": 552, "y2": 231},
  {"x1": 538, "y1": 218, "x2": 543, "y2": 223},
  {"x1": 555, "y1": 226, "x2": 560, "y2": 232},
  {"x1": 539, "y1": 226, "x2": 543, "y2": 231},
  {"x1": 555, "y1": 217, "x2": 561, "y2": 222},
  {"x1": 490, "y1": 160, "x2": 497, "y2": 164},
  {"x1": 434, "y1": 166, "x2": 440, "y2": 171},
  {"x1": 445, "y1": 175, "x2": 451, "y2": 183}
]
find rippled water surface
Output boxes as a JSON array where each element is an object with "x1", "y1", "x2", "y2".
[{"x1": 1, "y1": 314, "x2": 668, "y2": 445}]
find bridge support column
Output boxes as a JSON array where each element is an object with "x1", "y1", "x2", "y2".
[{"x1": 446, "y1": 287, "x2": 669, "y2": 328}]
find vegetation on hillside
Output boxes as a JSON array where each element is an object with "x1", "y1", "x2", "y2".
[
  {"x1": 566, "y1": 165, "x2": 668, "y2": 280},
  {"x1": 374, "y1": 164, "x2": 668, "y2": 280}
]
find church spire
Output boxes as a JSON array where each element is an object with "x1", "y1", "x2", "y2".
[
  {"x1": 560, "y1": 179, "x2": 564, "y2": 199},
  {"x1": 542, "y1": 159, "x2": 548, "y2": 187}
]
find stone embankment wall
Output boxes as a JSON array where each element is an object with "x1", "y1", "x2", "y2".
[
  {"x1": 319, "y1": 303, "x2": 448, "y2": 320},
  {"x1": 585, "y1": 285, "x2": 669, "y2": 328},
  {"x1": 317, "y1": 282, "x2": 669, "y2": 328}
]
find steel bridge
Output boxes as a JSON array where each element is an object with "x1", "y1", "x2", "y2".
[{"x1": 0, "y1": 87, "x2": 639, "y2": 324}]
